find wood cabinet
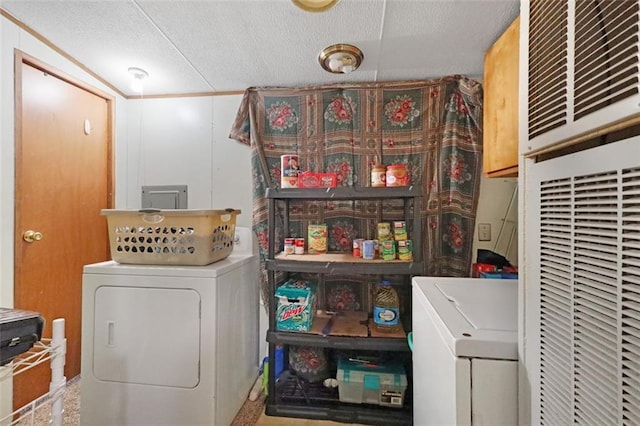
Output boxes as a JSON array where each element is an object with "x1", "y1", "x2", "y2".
[{"x1": 483, "y1": 16, "x2": 519, "y2": 178}]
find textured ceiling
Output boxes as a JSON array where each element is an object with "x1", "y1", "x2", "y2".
[{"x1": 0, "y1": 0, "x2": 520, "y2": 97}]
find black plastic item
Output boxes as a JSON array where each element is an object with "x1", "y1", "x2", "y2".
[
  {"x1": 477, "y1": 249, "x2": 512, "y2": 268},
  {"x1": 271, "y1": 373, "x2": 413, "y2": 425},
  {"x1": 278, "y1": 373, "x2": 339, "y2": 404},
  {"x1": 0, "y1": 308, "x2": 45, "y2": 365}
]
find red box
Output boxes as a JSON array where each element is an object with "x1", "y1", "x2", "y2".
[
  {"x1": 472, "y1": 263, "x2": 518, "y2": 278},
  {"x1": 471, "y1": 263, "x2": 497, "y2": 278},
  {"x1": 298, "y1": 171, "x2": 337, "y2": 188}
]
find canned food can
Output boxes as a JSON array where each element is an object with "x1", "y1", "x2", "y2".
[
  {"x1": 295, "y1": 238, "x2": 305, "y2": 254},
  {"x1": 284, "y1": 238, "x2": 295, "y2": 255},
  {"x1": 362, "y1": 240, "x2": 375, "y2": 260},
  {"x1": 397, "y1": 240, "x2": 413, "y2": 261},
  {"x1": 393, "y1": 221, "x2": 407, "y2": 241},
  {"x1": 281, "y1": 155, "x2": 300, "y2": 188},
  {"x1": 381, "y1": 240, "x2": 396, "y2": 260},
  {"x1": 353, "y1": 238, "x2": 364, "y2": 257},
  {"x1": 377, "y1": 222, "x2": 392, "y2": 241}
]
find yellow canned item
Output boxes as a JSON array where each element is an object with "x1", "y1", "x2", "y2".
[
  {"x1": 397, "y1": 240, "x2": 413, "y2": 261},
  {"x1": 393, "y1": 221, "x2": 407, "y2": 241},
  {"x1": 377, "y1": 222, "x2": 392, "y2": 241}
]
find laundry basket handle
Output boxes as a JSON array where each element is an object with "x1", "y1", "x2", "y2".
[{"x1": 138, "y1": 209, "x2": 165, "y2": 224}]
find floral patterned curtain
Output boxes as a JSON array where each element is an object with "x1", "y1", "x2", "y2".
[{"x1": 230, "y1": 76, "x2": 483, "y2": 309}]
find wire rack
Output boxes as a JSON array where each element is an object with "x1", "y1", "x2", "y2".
[{"x1": 0, "y1": 318, "x2": 66, "y2": 426}]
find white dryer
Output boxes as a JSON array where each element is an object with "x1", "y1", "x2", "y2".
[
  {"x1": 80, "y1": 227, "x2": 259, "y2": 426},
  {"x1": 411, "y1": 276, "x2": 518, "y2": 426}
]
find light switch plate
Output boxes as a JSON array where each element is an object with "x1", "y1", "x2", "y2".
[{"x1": 478, "y1": 223, "x2": 492, "y2": 241}]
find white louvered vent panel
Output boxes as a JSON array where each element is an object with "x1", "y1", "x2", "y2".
[
  {"x1": 525, "y1": 1, "x2": 640, "y2": 154},
  {"x1": 572, "y1": 171, "x2": 620, "y2": 424},
  {"x1": 528, "y1": 0, "x2": 569, "y2": 140},
  {"x1": 621, "y1": 167, "x2": 640, "y2": 424},
  {"x1": 531, "y1": 139, "x2": 640, "y2": 425},
  {"x1": 574, "y1": 0, "x2": 640, "y2": 121},
  {"x1": 539, "y1": 177, "x2": 573, "y2": 425}
]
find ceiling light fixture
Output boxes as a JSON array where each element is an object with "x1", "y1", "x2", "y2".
[
  {"x1": 128, "y1": 67, "x2": 149, "y2": 93},
  {"x1": 318, "y1": 44, "x2": 364, "y2": 74},
  {"x1": 291, "y1": 0, "x2": 340, "y2": 12}
]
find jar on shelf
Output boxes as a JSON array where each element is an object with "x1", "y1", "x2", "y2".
[
  {"x1": 386, "y1": 164, "x2": 408, "y2": 187},
  {"x1": 371, "y1": 164, "x2": 387, "y2": 187}
]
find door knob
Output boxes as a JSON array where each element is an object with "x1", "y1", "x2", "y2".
[{"x1": 23, "y1": 230, "x2": 43, "y2": 243}]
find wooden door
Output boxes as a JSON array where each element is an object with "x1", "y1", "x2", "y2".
[{"x1": 13, "y1": 55, "x2": 113, "y2": 411}]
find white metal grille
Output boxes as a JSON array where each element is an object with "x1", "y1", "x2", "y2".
[
  {"x1": 621, "y1": 168, "x2": 640, "y2": 424},
  {"x1": 539, "y1": 177, "x2": 573, "y2": 425},
  {"x1": 574, "y1": 0, "x2": 639, "y2": 120},
  {"x1": 528, "y1": 0, "x2": 569, "y2": 140},
  {"x1": 538, "y1": 160, "x2": 640, "y2": 425},
  {"x1": 526, "y1": 0, "x2": 640, "y2": 151},
  {"x1": 573, "y1": 171, "x2": 619, "y2": 424}
]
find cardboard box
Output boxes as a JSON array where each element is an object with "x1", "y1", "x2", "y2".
[
  {"x1": 298, "y1": 171, "x2": 337, "y2": 188},
  {"x1": 337, "y1": 357, "x2": 407, "y2": 408},
  {"x1": 275, "y1": 279, "x2": 317, "y2": 332},
  {"x1": 308, "y1": 224, "x2": 327, "y2": 254},
  {"x1": 471, "y1": 262, "x2": 497, "y2": 277}
]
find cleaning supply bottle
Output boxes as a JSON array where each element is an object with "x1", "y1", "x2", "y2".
[{"x1": 372, "y1": 280, "x2": 401, "y2": 332}]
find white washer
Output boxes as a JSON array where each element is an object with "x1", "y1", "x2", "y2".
[
  {"x1": 411, "y1": 277, "x2": 518, "y2": 426},
  {"x1": 80, "y1": 227, "x2": 259, "y2": 426}
]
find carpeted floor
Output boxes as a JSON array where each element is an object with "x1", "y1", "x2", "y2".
[
  {"x1": 14, "y1": 376, "x2": 80, "y2": 426},
  {"x1": 230, "y1": 393, "x2": 267, "y2": 426},
  {"x1": 14, "y1": 375, "x2": 266, "y2": 426}
]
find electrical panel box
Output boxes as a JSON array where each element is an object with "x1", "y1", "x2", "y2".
[{"x1": 141, "y1": 185, "x2": 187, "y2": 209}]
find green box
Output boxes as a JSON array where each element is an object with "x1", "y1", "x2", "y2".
[{"x1": 275, "y1": 279, "x2": 317, "y2": 332}]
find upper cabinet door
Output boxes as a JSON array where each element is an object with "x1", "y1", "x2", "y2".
[
  {"x1": 522, "y1": 0, "x2": 640, "y2": 155},
  {"x1": 484, "y1": 16, "x2": 520, "y2": 178}
]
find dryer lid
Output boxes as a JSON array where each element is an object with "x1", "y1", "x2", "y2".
[{"x1": 412, "y1": 277, "x2": 518, "y2": 360}]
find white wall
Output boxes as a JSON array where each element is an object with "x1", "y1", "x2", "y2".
[
  {"x1": 122, "y1": 96, "x2": 252, "y2": 228},
  {"x1": 122, "y1": 95, "x2": 261, "y2": 360},
  {"x1": 472, "y1": 176, "x2": 519, "y2": 267}
]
